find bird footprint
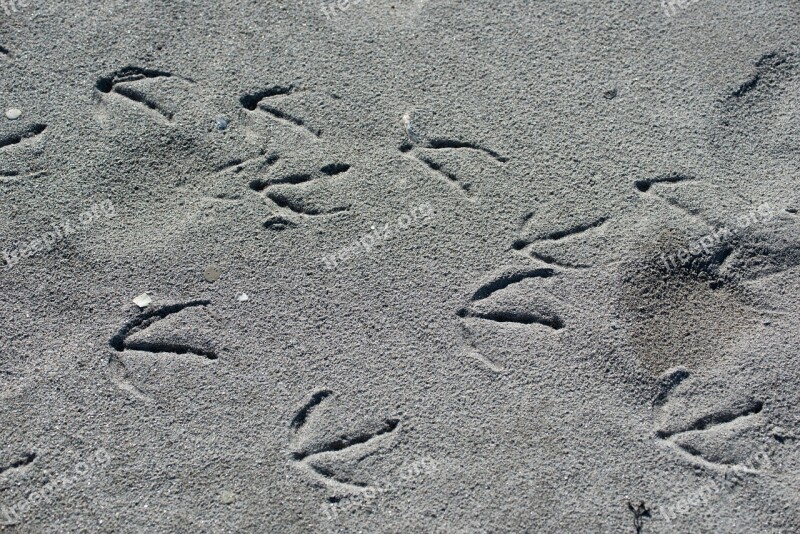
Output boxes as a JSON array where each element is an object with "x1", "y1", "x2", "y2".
[{"x1": 288, "y1": 390, "x2": 401, "y2": 491}]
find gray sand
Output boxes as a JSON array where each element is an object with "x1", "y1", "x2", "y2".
[{"x1": 1, "y1": 0, "x2": 799, "y2": 532}]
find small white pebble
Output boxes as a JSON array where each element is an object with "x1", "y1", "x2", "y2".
[
  {"x1": 236, "y1": 293, "x2": 249, "y2": 302},
  {"x1": 5, "y1": 108, "x2": 21, "y2": 120},
  {"x1": 132, "y1": 293, "x2": 152, "y2": 308}
]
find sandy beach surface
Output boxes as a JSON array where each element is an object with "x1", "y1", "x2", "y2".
[{"x1": 1, "y1": 1, "x2": 799, "y2": 532}]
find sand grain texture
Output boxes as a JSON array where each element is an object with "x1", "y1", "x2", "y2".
[{"x1": 0, "y1": 1, "x2": 799, "y2": 532}]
